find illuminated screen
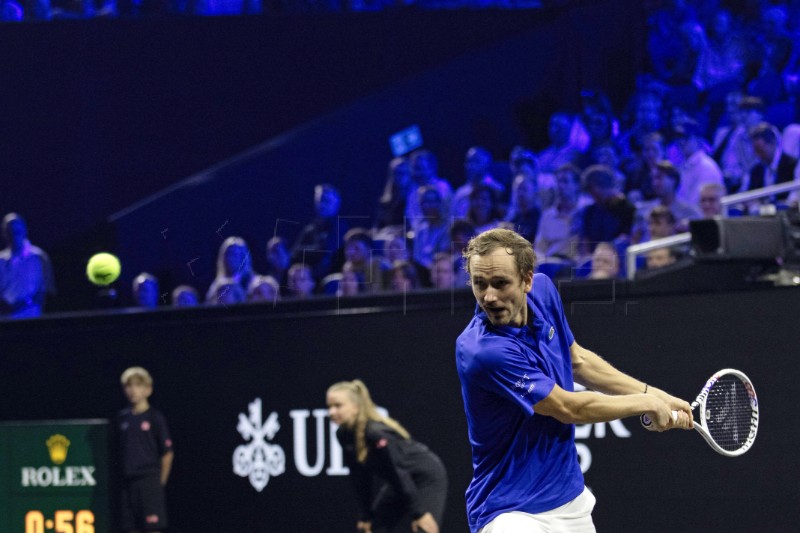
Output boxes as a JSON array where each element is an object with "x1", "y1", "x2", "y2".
[{"x1": 0, "y1": 421, "x2": 109, "y2": 533}]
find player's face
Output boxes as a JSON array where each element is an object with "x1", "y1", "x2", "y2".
[
  {"x1": 469, "y1": 249, "x2": 533, "y2": 328},
  {"x1": 327, "y1": 390, "x2": 359, "y2": 428},
  {"x1": 124, "y1": 380, "x2": 152, "y2": 406}
]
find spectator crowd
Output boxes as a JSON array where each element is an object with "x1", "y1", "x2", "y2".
[{"x1": 3, "y1": 1, "x2": 800, "y2": 317}]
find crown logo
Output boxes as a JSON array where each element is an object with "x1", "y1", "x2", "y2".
[{"x1": 46, "y1": 434, "x2": 71, "y2": 465}]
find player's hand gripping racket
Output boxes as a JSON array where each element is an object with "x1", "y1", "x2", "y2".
[{"x1": 641, "y1": 368, "x2": 758, "y2": 457}]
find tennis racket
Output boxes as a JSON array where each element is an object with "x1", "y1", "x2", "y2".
[{"x1": 641, "y1": 368, "x2": 758, "y2": 457}]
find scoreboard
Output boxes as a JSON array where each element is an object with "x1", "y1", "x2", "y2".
[{"x1": 0, "y1": 420, "x2": 110, "y2": 533}]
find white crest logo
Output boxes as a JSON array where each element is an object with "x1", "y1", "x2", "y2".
[{"x1": 233, "y1": 398, "x2": 286, "y2": 492}]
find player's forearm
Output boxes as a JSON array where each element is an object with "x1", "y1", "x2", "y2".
[
  {"x1": 535, "y1": 382, "x2": 665, "y2": 424},
  {"x1": 559, "y1": 391, "x2": 660, "y2": 424},
  {"x1": 571, "y1": 343, "x2": 646, "y2": 395}
]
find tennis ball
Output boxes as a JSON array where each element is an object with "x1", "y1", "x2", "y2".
[{"x1": 86, "y1": 253, "x2": 121, "y2": 286}]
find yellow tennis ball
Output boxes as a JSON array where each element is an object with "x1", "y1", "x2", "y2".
[{"x1": 86, "y1": 253, "x2": 121, "y2": 286}]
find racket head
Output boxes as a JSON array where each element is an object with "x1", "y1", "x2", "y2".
[{"x1": 694, "y1": 368, "x2": 758, "y2": 457}]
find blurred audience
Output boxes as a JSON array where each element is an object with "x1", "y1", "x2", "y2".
[
  {"x1": 741, "y1": 122, "x2": 800, "y2": 209},
  {"x1": 286, "y1": 262, "x2": 316, "y2": 299},
  {"x1": 0, "y1": 213, "x2": 56, "y2": 319},
  {"x1": 337, "y1": 264, "x2": 363, "y2": 297},
  {"x1": 645, "y1": 247, "x2": 678, "y2": 270},
  {"x1": 577, "y1": 165, "x2": 635, "y2": 258},
  {"x1": 504, "y1": 173, "x2": 541, "y2": 244},
  {"x1": 465, "y1": 184, "x2": 504, "y2": 235},
  {"x1": 451, "y1": 146, "x2": 504, "y2": 219},
  {"x1": 247, "y1": 275, "x2": 280, "y2": 303},
  {"x1": 208, "y1": 278, "x2": 246, "y2": 306},
  {"x1": 16, "y1": 2, "x2": 800, "y2": 316},
  {"x1": 171, "y1": 285, "x2": 199, "y2": 307},
  {"x1": 206, "y1": 236, "x2": 255, "y2": 303},
  {"x1": 588, "y1": 242, "x2": 621, "y2": 280},
  {"x1": 674, "y1": 120, "x2": 725, "y2": 207},
  {"x1": 633, "y1": 160, "x2": 700, "y2": 242},
  {"x1": 264, "y1": 236, "x2": 291, "y2": 293},
  {"x1": 291, "y1": 183, "x2": 348, "y2": 282},
  {"x1": 411, "y1": 186, "x2": 450, "y2": 275},
  {"x1": 534, "y1": 164, "x2": 581, "y2": 261},
  {"x1": 698, "y1": 182, "x2": 726, "y2": 218},
  {"x1": 342, "y1": 228, "x2": 385, "y2": 293},
  {"x1": 376, "y1": 157, "x2": 413, "y2": 229},
  {"x1": 712, "y1": 94, "x2": 762, "y2": 192},
  {"x1": 430, "y1": 252, "x2": 457, "y2": 290},
  {"x1": 405, "y1": 150, "x2": 453, "y2": 231},
  {"x1": 132, "y1": 272, "x2": 159, "y2": 309},
  {"x1": 389, "y1": 260, "x2": 420, "y2": 292},
  {"x1": 538, "y1": 112, "x2": 582, "y2": 174}
]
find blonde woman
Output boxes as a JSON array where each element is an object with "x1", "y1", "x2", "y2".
[{"x1": 327, "y1": 380, "x2": 447, "y2": 533}]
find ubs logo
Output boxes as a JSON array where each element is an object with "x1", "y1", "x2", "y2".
[
  {"x1": 232, "y1": 399, "x2": 386, "y2": 492},
  {"x1": 232, "y1": 398, "x2": 286, "y2": 492}
]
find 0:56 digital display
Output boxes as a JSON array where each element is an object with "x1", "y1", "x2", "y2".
[{"x1": 25, "y1": 510, "x2": 94, "y2": 533}]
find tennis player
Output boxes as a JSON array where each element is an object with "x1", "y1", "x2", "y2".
[{"x1": 456, "y1": 228, "x2": 692, "y2": 533}]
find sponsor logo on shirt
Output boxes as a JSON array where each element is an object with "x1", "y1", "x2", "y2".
[
  {"x1": 513, "y1": 373, "x2": 534, "y2": 399},
  {"x1": 140, "y1": 421, "x2": 151, "y2": 431}
]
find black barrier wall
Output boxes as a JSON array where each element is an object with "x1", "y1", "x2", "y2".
[{"x1": 1, "y1": 284, "x2": 798, "y2": 532}]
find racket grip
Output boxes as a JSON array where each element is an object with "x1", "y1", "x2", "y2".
[{"x1": 640, "y1": 411, "x2": 678, "y2": 429}]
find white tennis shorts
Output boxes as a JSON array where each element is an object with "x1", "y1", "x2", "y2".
[{"x1": 478, "y1": 486, "x2": 596, "y2": 533}]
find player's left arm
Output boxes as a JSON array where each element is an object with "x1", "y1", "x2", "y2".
[{"x1": 570, "y1": 341, "x2": 690, "y2": 415}]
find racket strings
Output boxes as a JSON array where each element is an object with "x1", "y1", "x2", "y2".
[{"x1": 704, "y1": 376, "x2": 754, "y2": 451}]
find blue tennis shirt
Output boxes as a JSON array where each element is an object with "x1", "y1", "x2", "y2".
[{"x1": 456, "y1": 273, "x2": 584, "y2": 532}]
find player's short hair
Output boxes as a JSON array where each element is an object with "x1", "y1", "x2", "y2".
[
  {"x1": 120, "y1": 366, "x2": 153, "y2": 387},
  {"x1": 462, "y1": 228, "x2": 536, "y2": 282}
]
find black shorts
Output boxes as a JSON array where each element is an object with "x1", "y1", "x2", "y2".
[{"x1": 120, "y1": 475, "x2": 168, "y2": 532}]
